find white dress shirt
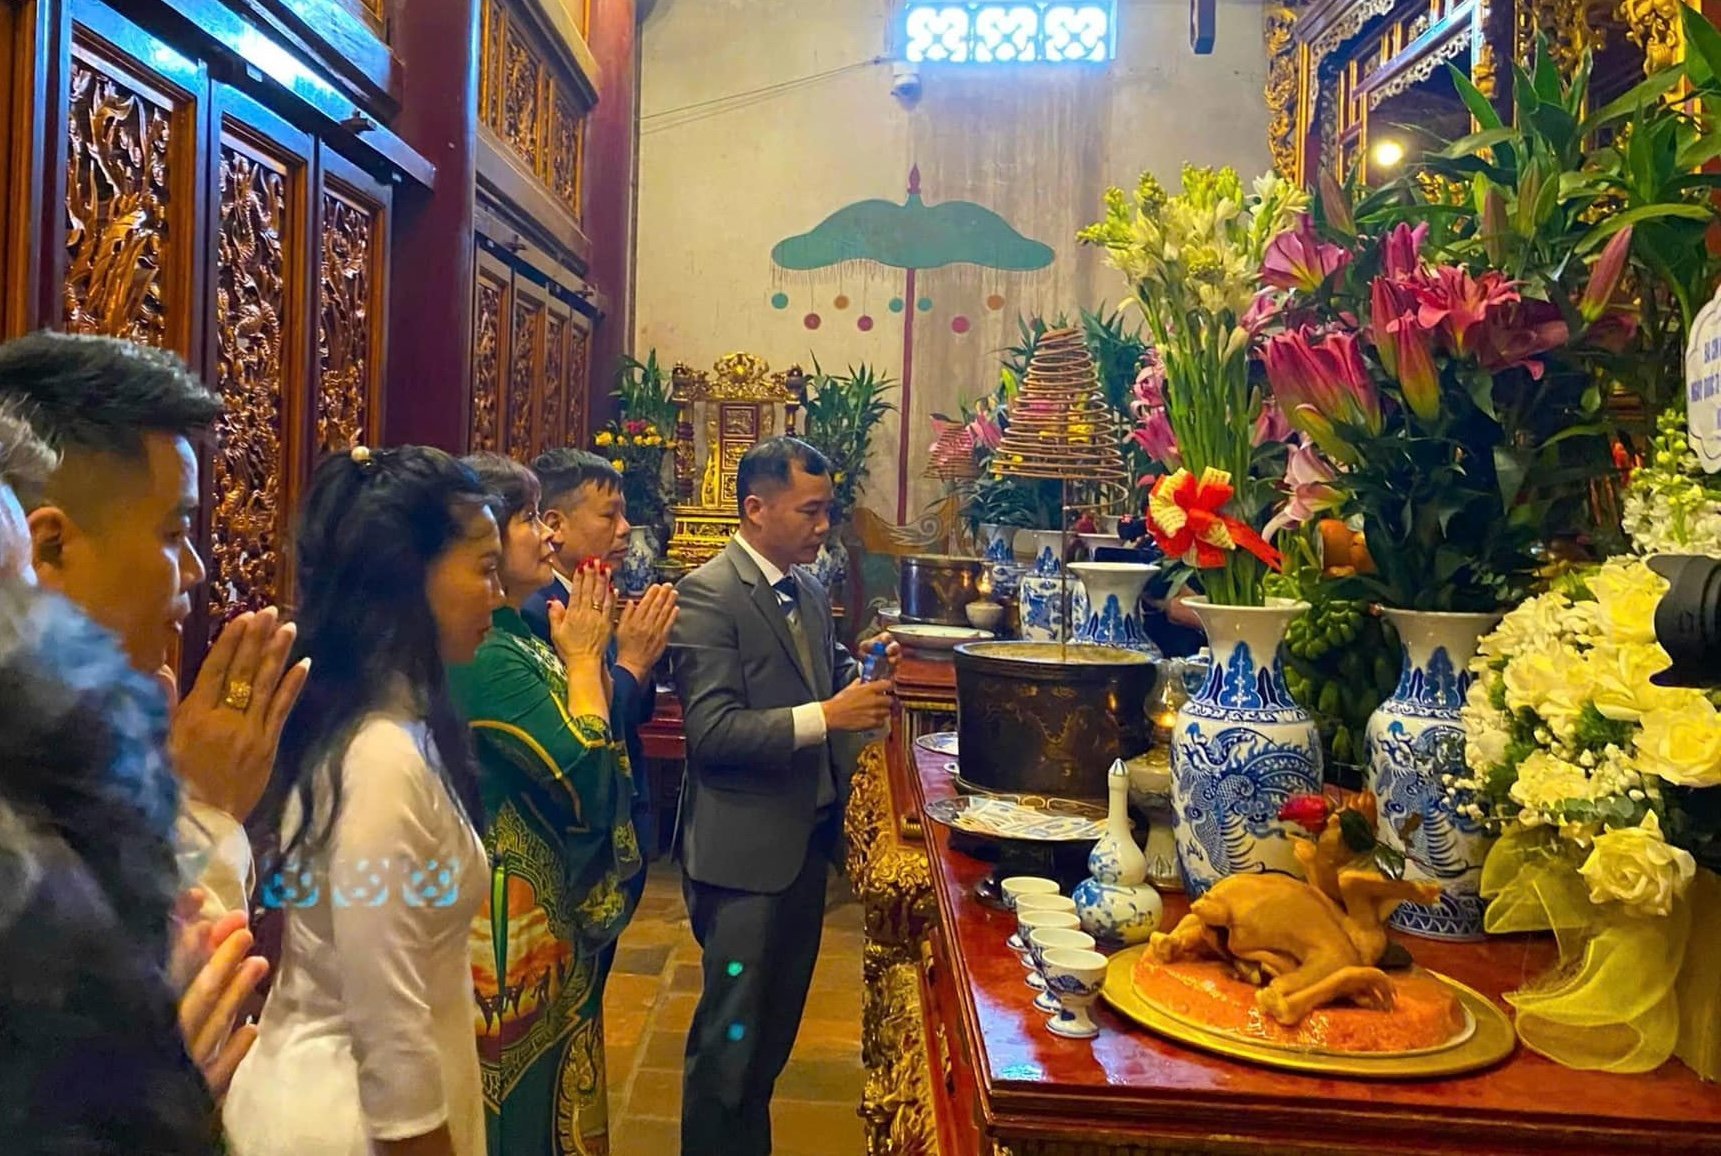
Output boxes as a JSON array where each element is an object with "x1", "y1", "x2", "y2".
[{"x1": 733, "y1": 533, "x2": 829, "y2": 750}]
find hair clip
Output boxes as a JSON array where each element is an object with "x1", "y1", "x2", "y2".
[{"x1": 350, "y1": 445, "x2": 374, "y2": 469}]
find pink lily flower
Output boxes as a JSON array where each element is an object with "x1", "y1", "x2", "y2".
[
  {"x1": 1369, "y1": 275, "x2": 1441, "y2": 421},
  {"x1": 1414, "y1": 266, "x2": 1519, "y2": 357},
  {"x1": 1132, "y1": 349, "x2": 1167, "y2": 410},
  {"x1": 1240, "y1": 290, "x2": 1285, "y2": 336},
  {"x1": 1262, "y1": 214, "x2": 1353, "y2": 294},
  {"x1": 1261, "y1": 328, "x2": 1381, "y2": 460},
  {"x1": 966, "y1": 408, "x2": 1003, "y2": 449},
  {"x1": 1129, "y1": 407, "x2": 1181, "y2": 469},
  {"x1": 1380, "y1": 222, "x2": 1430, "y2": 282},
  {"x1": 1252, "y1": 398, "x2": 1293, "y2": 446},
  {"x1": 1265, "y1": 439, "x2": 1344, "y2": 539},
  {"x1": 1579, "y1": 227, "x2": 1634, "y2": 325},
  {"x1": 1474, "y1": 299, "x2": 1570, "y2": 381}
]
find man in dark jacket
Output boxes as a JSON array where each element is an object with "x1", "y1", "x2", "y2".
[{"x1": 525, "y1": 449, "x2": 676, "y2": 856}]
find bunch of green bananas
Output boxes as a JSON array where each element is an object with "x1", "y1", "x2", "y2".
[{"x1": 1282, "y1": 601, "x2": 1400, "y2": 767}]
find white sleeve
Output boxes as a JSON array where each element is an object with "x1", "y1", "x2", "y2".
[
  {"x1": 790, "y1": 701, "x2": 829, "y2": 749},
  {"x1": 326, "y1": 721, "x2": 457, "y2": 1141},
  {"x1": 180, "y1": 799, "x2": 254, "y2": 919}
]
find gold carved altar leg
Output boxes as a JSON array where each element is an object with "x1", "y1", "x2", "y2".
[{"x1": 845, "y1": 741, "x2": 939, "y2": 1155}]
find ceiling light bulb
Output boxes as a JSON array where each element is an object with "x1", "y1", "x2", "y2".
[{"x1": 1372, "y1": 139, "x2": 1406, "y2": 169}]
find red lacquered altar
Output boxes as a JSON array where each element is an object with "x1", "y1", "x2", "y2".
[{"x1": 842, "y1": 662, "x2": 1721, "y2": 1155}]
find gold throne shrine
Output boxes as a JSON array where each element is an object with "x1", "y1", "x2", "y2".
[{"x1": 664, "y1": 352, "x2": 807, "y2": 572}]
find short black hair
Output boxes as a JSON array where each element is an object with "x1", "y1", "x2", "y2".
[
  {"x1": 533, "y1": 448, "x2": 622, "y2": 509},
  {"x1": 0, "y1": 399, "x2": 56, "y2": 508},
  {"x1": 462, "y1": 451, "x2": 541, "y2": 526},
  {"x1": 736, "y1": 436, "x2": 829, "y2": 518},
  {"x1": 0, "y1": 332, "x2": 221, "y2": 462}
]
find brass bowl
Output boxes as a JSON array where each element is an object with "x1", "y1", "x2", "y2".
[
  {"x1": 899, "y1": 554, "x2": 984, "y2": 626},
  {"x1": 953, "y1": 641, "x2": 1157, "y2": 803}
]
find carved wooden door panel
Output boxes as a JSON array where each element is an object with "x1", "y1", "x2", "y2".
[
  {"x1": 470, "y1": 245, "x2": 512, "y2": 452},
  {"x1": 205, "y1": 85, "x2": 313, "y2": 629},
  {"x1": 314, "y1": 150, "x2": 390, "y2": 458},
  {"x1": 565, "y1": 311, "x2": 590, "y2": 452},
  {"x1": 540, "y1": 292, "x2": 572, "y2": 456},
  {"x1": 60, "y1": 1, "x2": 209, "y2": 355},
  {"x1": 505, "y1": 274, "x2": 547, "y2": 462}
]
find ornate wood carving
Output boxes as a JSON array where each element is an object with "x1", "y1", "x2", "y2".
[
  {"x1": 210, "y1": 138, "x2": 292, "y2": 626},
  {"x1": 1621, "y1": 0, "x2": 1692, "y2": 73},
  {"x1": 471, "y1": 270, "x2": 507, "y2": 451},
  {"x1": 541, "y1": 308, "x2": 568, "y2": 453},
  {"x1": 1516, "y1": 0, "x2": 1610, "y2": 74},
  {"x1": 501, "y1": 24, "x2": 542, "y2": 168},
  {"x1": 506, "y1": 290, "x2": 543, "y2": 460},
  {"x1": 847, "y1": 742, "x2": 939, "y2": 1155},
  {"x1": 566, "y1": 322, "x2": 589, "y2": 449},
  {"x1": 316, "y1": 185, "x2": 378, "y2": 454},
  {"x1": 479, "y1": 0, "x2": 587, "y2": 220},
  {"x1": 64, "y1": 56, "x2": 175, "y2": 345},
  {"x1": 1264, "y1": 5, "x2": 1299, "y2": 179},
  {"x1": 549, "y1": 87, "x2": 581, "y2": 218}
]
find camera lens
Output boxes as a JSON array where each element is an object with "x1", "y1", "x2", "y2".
[{"x1": 1649, "y1": 555, "x2": 1721, "y2": 687}]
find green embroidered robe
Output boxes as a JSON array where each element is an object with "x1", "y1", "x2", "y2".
[{"x1": 451, "y1": 608, "x2": 643, "y2": 1155}]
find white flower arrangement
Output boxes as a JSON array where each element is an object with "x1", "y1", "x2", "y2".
[
  {"x1": 1621, "y1": 407, "x2": 1721, "y2": 558},
  {"x1": 1457, "y1": 558, "x2": 1716, "y2": 917}
]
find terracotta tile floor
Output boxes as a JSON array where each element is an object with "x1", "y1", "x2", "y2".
[{"x1": 603, "y1": 860, "x2": 867, "y2": 1156}]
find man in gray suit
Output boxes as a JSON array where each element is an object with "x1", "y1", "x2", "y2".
[{"x1": 670, "y1": 436, "x2": 897, "y2": 1155}]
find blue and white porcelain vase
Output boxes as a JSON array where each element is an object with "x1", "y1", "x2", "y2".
[
  {"x1": 812, "y1": 535, "x2": 849, "y2": 591},
  {"x1": 1171, "y1": 599, "x2": 1324, "y2": 896},
  {"x1": 619, "y1": 526, "x2": 658, "y2": 596},
  {"x1": 1074, "y1": 759, "x2": 1164, "y2": 945},
  {"x1": 1069, "y1": 562, "x2": 1162, "y2": 657},
  {"x1": 979, "y1": 523, "x2": 1023, "y2": 599},
  {"x1": 1365, "y1": 609, "x2": 1500, "y2": 941},
  {"x1": 1016, "y1": 530, "x2": 1069, "y2": 643}
]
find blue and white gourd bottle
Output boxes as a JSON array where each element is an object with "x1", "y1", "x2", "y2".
[
  {"x1": 1074, "y1": 759, "x2": 1164, "y2": 945},
  {"x1": 1365, "y1": 609, "x2": 1500, "y2": 941}
]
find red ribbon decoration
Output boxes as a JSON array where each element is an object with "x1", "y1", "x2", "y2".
[{"x1": 1147, "y1": 468, "x2": 1282, "y2": 572}]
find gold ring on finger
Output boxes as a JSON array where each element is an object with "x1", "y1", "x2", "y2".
[{"x1": 222, "y1": 678, "x2": 254, "y2": 712}]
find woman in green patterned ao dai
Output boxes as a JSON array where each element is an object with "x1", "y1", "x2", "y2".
[{"x1": 450, "y1": 454, "x2": 643, "y2": 1155}]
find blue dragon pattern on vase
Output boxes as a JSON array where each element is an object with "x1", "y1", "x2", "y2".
[
  {"x1": 1017, "y1": 533, "x2": 1069, "y2": 642},
  {"x1": 1365, "y1": 609, "x2": 1499, "y2": 941},
  {"x1": 1171, "y1": 603, "x2": 1322, "y2": 897}
]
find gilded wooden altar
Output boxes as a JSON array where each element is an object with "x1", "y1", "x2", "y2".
[
  {"x1": 845, "y1": 739, "x2": 940, "y2": 1155},
  {"x1": 663, "y1": 352, "x2": 807, "y2": 571},
  {"x1": 1262, "y1": 0, "x2": 1711, "y2": 186}
]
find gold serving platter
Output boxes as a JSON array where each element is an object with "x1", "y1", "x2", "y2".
[{"x1": 1100, "y1": 945, "x2": 1517, "y2": 1079}]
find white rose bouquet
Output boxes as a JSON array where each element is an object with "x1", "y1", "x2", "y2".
[{"x1": 1457, "y1": 557, "x2": 1721, "y2": 1078}]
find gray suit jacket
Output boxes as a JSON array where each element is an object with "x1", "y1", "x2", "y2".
[{"x1": 670, "y1": 538, "x2": 861, "y2": 894}]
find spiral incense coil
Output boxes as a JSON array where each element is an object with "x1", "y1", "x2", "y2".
[
  {"x1": 992, "y1": 327, "x2": 1127, "y2": 483},
  {"x1": 926, "y1": 423, "x2": 981, "y2": 481}
]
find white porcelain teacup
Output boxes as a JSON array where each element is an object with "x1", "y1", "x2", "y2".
[
  {"x1": 1027, "y1": 927, "x2": 1094, "y2": 1014},
  {"x1": 1014, "y1": 909, "x2": 1080, "y2": 985},
  {"x1": 1006, "y1": 892, "x2": 1076, "y2": 950},
  {"x1": 1042, "y1": 947, "x2": 1109, "y2": 1040},
  {"x1": 1000, "y1": 876, "x2": 1059, "y2": 911}
]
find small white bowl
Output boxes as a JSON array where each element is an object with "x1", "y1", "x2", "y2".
[
  {"x1": 1015, "y1": 909, "x2": 1080, "y2": 972},
  {"x1": 1012, "y1": 893, "x2": 1076, "y2": 914},
  {"x1": 1000, "y1": 876, "x2": 1059, "y2": 910},
  {"x1": 1005, "y1": 893, "x2": 1076, "y2": 951}
]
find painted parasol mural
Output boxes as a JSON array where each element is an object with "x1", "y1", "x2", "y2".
[{"x1": 771, "y1": 165, "x2": 1054, "y2": 521}]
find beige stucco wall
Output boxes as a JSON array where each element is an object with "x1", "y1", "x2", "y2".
[{"x1": 636, "y1": 0, "x2": 1273, "y2": 523}]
